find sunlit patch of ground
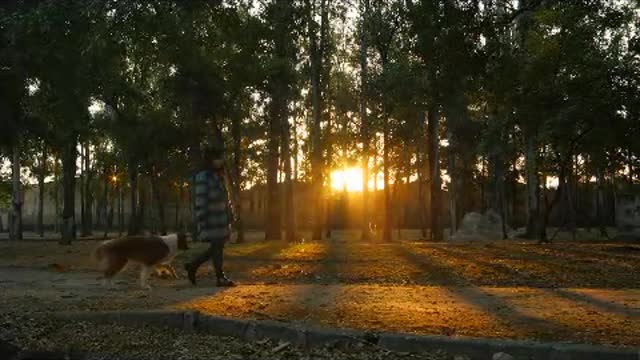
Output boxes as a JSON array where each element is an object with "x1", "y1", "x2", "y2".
[
  {"x1": 1, "y1": 230, "x2": 640, "y2": 346},
  {"x1": 172, "y1": 284, "x2": 640, "y2": 346}
]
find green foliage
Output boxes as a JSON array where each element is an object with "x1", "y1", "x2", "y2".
[{"x1": 0, "y1": 0, "x2": 638, "y2": 235}]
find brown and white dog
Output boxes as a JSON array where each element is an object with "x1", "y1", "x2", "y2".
[{"x1": 94, "y1": 233, "x2": 189, "y2": 289}]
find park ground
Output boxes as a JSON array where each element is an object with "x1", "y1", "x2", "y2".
[{"x1": 1, "y1": 230, "x2": 639, "y2": 357}]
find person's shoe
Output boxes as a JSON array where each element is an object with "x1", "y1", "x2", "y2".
[
  {"x1": 216, "y1": 273, "x2": 235, "y2": 287},
  {"x1": 184, "y1": 264, "x2": 197, "y2": 285}
]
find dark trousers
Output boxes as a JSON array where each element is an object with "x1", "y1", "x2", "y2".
[{"x1": 189, "y1": 240, "x2": 225, "y2": 278}]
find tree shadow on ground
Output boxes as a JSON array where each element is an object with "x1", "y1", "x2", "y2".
[{"x1": 391, "y1": 243, "x2": 589, "y2": 342}]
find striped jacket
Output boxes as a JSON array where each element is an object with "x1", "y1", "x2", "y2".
[{"x1": 193, "y1": 169, "x2": 230, "y2": 243}]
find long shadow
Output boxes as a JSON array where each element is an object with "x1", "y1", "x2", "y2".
[
  {"x1": 317, "y1": 238, "x2": 341, "y2": 283},
  {"x1": 489, "y1": 244, "x2": 640, "y2": 289},
  {"x1": 392, "y1": 242, "x2": 588, "y2": 342},
  {"x1": 547, "y1": 244, "x2": 640, "y2": 263},
  {"x1": 226, "y1": 241, "x2": 290, "y2": 260},
  {"x1": 433, "y1": 245, "x2": 640, "y2": 319},
  {"x1": 441, "y1": 242, "x2": 640, "y2": 288},
  {"x1": 552, "y1": 288, "x2": 640, "y2": 319},
  {"x1": 235, "y1": 238, "x2": 341, "y2": 324},
  {"x1": 173, "y1": 237, "x2": 351, "y2": 318},
  {"x1": 433, "y1": 245, "x2": 556, "y2": 287},
  {"x1": 498, "y1": 242, "x2": 640, "y2": 270}
]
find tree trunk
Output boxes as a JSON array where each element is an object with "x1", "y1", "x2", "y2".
[
  {"x1": 382, "y1": 112, "x2": 392, "y2": 242},
  {"x1": 524, "y1": 133, "x2": 544, "y2": 240},
  {"x1": 359, "y1": 0, "x2": 371, "y2": 240},
  {"x1": 427, "y1": 105, "x2": 442, "y2": 241},
  {"x1": 80, "y1": 145, "x2": 85, "y2": 237},
  {"x1": 325, "y1": 90, "x2": 333, "y2": 240},
  {"x1": 118, "y1": 182, "x2": 124, "y2": 236},
  {"x1": 265, "y1": 97, "x2": 282, "y2": 241},
  {"x1": 138, "y1": 179, "x2": 146, "y2": 233},
  {"x1": 493, "y1": 150, "x2": 508, "y2": 240},
  {"x1": 128, "y1": 162, "x2": 139, "y2": 236},
  {"x1": 60, "y1": 140, "x2": 77, "y2": 245},
  {"x1": 85, "y1": 144, "x2": 93, "y2": 235},
  {"x1": 54, "y1": 156, "x2": 60, "y2": 233},
  {"x1": 231, "y1": 116, "x2": 246, "y2": 243},
  {"x1": 447, "y1": 143, "x2": 457, "y2": 236},
  {"x1": 37, "y1": 142, "x2": 46, "y2": 238},
  {"x1": 10, "y1": 144, "x2": 23, "y2": 241},
  {"x1": 175, "y1": 186, "x2": 181, "y2": 230},
  {"x1": 596, "y1": 167, "x2": 609, "y2": 238},
  {"x1": 283, "y1": 122, "x2": 297, "y2": 243},
  {"x1": 82, "y1": 143, "x2": 93, "y2": 236},
  {"x1": 309, "y1": 0, "x2": 327, "y2": 241},
  {"x1": 103, "y1": 175, "x2": 111, "y2": 239},
  {"x1": 151, "y1": 175, "x2": 167, "y2": 236},
  {"x1": 293, "y1": 107, "x2": 300, "y2": 183},
  {"x1": 99, "y1": 169, "x2": 109, "y2": 229},
  {"x1": 418, "y1": 149, "x2": 428, "y2": 238}
]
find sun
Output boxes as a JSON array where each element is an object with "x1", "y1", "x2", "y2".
[
  {"x1": 331, "y1": 167, "x2": 363, "y2": 192},
  {"x1": 330, "y1": 167, "x2": 385, "y2": 192}
]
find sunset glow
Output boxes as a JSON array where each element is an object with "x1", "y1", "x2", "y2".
[{"x1": 330, "y1": 167, "x2": 384, "y2": 192}]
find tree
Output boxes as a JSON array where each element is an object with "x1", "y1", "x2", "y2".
[{"x1": 306, "y1": 0, "x2": 330, "y2": 241}]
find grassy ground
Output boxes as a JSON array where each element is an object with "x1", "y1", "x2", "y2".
[
  {"x1": 1, "y1": 311, "x2": 447, "y2": 360},
  {"x1": 1, "y1": 230, "x2": 639, "y2": 351}
]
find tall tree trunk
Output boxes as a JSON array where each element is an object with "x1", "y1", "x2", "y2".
[
  {"x1": 80, "y1": 145, "x2": 85, "y2": 237},
  {"x1": 54, "y1": 156, "x2": 60, "y2": 233},
  {"x1": 231, "y1": 115, "x2": 246, "y2": 243},
  {"x1": 151, "y1": 175, "x2": 167, "y2": 236},
  {"x1": 85, "y1": 144, "x2": 93, "y2": 235},
  {"x1": 118, "y1": 182, "x2": 124, "y2": 236},
  {"x1": 37, "y1": 142, "x2": 46, "y2": 238},
  {"x1": 427, "y1": 105, "x2": 442, "y2": 241},
  {"x1": 175, "y1": 186, "x2": 181, "y2": 230},
  {"x1": 595, "y1": 167, "x2": 609, "y2": 238},
  {"x1": 103, "y1": 175, "x2": 111, "y2": 239},
  {"x1": 282, "y1": 110, "x2": 297, "y2": 243},
  {"x1": 265, "y1": 97, "x2": 282, "y2": 241},
  {"x1": 82, "y1": 143, "x2": 93, "y2": 236},
  {"x1": 382, "y1": 112, "x2": 392, "y2": 242},
  {"x1": 359, "y1": 0, "x2": 371, "y2": 241},
  {"x1": 60, "y1": 139, "x2": 77, "y2": 245},
  {"x1": 497, "y1": 159, "x2": 508, "y2": 240},
  {"x1": 138, "y1": 179, "x2": 146, "y2": 233},
  {"x1": 325, "y1": 94, "x2": 333, "y2": 239},
  {"x1": 447, "y1": 142, "x2": 457, "y2": 236},
  {"x1": 418, "y1": 148, "x2": 428, "y2": 238},
  {"x1": 293, "y1": 108, "x2": 300, "y2": 183},
  {"x1": 524, "y1": 133, "x2": 544, "y2": 240},
  {"x1": 309, "y1": 0, "x2": 327, "y2": 241},
  {"x1": 491, "y1": 147, "x2": 508, "y2": 240},
  {"x1": 99, "y1": 169, "x2": 109, "y2": 229},
  {"x1": 10, "y1": 143, "x2": 22, "y2": 241},
  {"x1": 128, "y1": 162, "x2": 139, "y2": 236}
]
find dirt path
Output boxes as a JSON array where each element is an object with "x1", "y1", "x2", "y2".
[
  {"x1": 1, "y1": 235, "x2": 640, "y2": 347},
  {"x1": 1, "y1": 266, "x2": 639, "y2": 347}
]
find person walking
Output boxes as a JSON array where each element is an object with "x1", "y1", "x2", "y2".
[{"x1": 184, "y1": 142, "x2": 235, "y2": 287}]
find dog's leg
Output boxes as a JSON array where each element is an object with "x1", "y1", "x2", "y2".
[
  {"x1": 103, "y1": 256, "x2": 126, "y2": 289},
  {"x1": 167, "y1": 264, "x2": 179, "y2": 279},
  {"x1": 140, "y1": 266, "x2": 153, "y2": 290}
]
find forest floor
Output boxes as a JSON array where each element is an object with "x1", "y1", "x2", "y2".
[{"x1": 1, "y1": 230, "x2": 639, "y2": 355}]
